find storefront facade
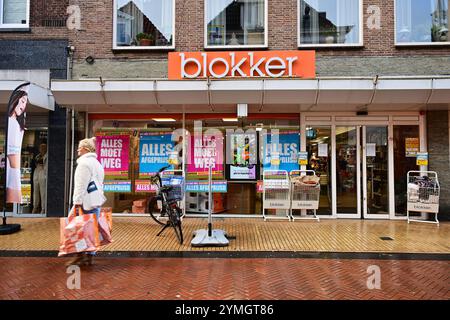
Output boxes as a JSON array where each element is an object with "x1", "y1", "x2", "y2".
[
  {"x1": 0, "y1": 0, "x2": 69, "y2": 218},
  {"x1": 52, "y1": 75, "x2": 447, "y2": 220}
]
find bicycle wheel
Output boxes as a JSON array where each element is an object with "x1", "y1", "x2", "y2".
[
  {"x1": 148, "y1": 196, "x2": 165, "y2": 226},
  {"x1": 169, "y1": 205, "x2": 183, "y2": 244}
]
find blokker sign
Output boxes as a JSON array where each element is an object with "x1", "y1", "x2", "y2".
[{"x1": 168, "y1": 50, "x2": 315, "y2": 80}]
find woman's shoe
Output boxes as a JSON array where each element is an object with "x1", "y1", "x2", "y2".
[
  {"x1": 65, "y1": 253, "x2": 84, "y2": 266},
  {"x1": 81, "y1": 253, "x2": 93, "y2": 266}
]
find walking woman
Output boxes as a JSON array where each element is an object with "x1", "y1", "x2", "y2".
[{"x1": 68, "y1": 137, "x2": 105, "y2": 266}]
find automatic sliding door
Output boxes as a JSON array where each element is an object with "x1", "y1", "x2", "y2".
[
  {"x1": 335, "y1": 126, "x2": 359, "y2": 216},
  {"x1": 363, "y1": 126, "x2": 389, "y2": 218}
]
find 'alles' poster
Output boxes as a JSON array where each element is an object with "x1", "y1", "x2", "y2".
[
  {"x1": 139, "y1": 132, "x2": 175, "y2": 176},
  {"x1": 263, "y1": 131, "x2": 299, "y2": 172},
  {"x1": 96, "y1": 134, "x2": 130, "y2": 177},
  {"x1": 187, "y1": 133, "x2": 223, "y2": 174}
]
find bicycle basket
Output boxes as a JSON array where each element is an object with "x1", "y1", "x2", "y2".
[{"x1": 162, "y1": 176, "x2": 184, "y2": 202}]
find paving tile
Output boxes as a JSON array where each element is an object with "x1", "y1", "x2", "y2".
[{"x1": 0, "y1": 218, "x2": 449, "y2": 253}]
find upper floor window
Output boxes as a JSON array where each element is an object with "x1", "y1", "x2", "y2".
[
  {"x1": 205, "y1": 0, "x2": 268, "y2": 48},
  {"x1": 113, "y1": 0, "x2": 175, "y2": 49},
  {"x1": 396, "y1": 0, "x2": 449, "y2": 45},
  {"x1": 298, "y1": 0, "x2": 362, "y2": 47},
  {"x1": 0, "y1": 0, "x2": 29, "y2": 29}
]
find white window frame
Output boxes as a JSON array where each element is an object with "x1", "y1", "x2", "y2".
[
  {"x1": 394, "y1": 0, "x2": 450, "y2": 46},
  {"x1": 297, "y1": 0, "x2": 363, "y2": 48},
  {"x1": 0, "y1": 0, "x2": 30, "y2": 30},
  {"x1": 204, "y1": 0, "x2": 268, "y2": 49},
  {"x1": 112, "y1": 0, "x2": 176, "y2": 50}
]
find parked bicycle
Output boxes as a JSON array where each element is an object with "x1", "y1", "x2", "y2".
[{"x1": 147, "y1": 166, "x2": 184, "y2": 244}]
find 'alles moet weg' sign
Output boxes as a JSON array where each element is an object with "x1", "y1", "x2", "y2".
[{"x1": 168, "y1": 50, "x2": 315, "y2": 80}]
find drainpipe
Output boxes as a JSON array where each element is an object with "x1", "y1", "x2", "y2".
[{"x1": 66, "y1": 46, "x2": 75, "y2": 214}]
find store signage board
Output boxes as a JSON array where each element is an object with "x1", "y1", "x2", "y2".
[
  {"x1": 185, "y1": 181, "x2": 228, "y2": 193},
  {"x1": 135, "y1": 180, "x2": 158, "y2": 193},
  {"x1": 169, "y1": 50, "x2": 316, "y2": 79},
  {"x1": 96, "y1": 134, "x2": 130, "y2": 178},
  {"x1": 298, "y1": 152, "x2": 308, "y2": 166},
  {"x1": 139, "y1": 132, "x2": 175, "y2": 176},
  {"x1": 104, "y1": 181, "x2": 132, "y2": 193},
  {"x1": 406, "y1": 138, "x2": 419, "y2": 157},
  {"x1": 416, "y1": 152, "x2": 428, "y2": 166}
]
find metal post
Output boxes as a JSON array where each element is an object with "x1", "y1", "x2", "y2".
[{"x1": 208, "y1": 164, "x2": 212, "y2": 237}]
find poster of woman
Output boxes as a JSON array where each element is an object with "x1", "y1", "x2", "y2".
[{"x1": 6, "y1": 85, "x2": 29, "y2": 204}]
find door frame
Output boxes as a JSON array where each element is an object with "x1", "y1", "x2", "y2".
[{"x1": 302, "y1": 112, "x2": 423, "y2": 220}]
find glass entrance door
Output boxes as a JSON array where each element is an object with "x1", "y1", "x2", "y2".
[
  {"x1": 335, "y1": 126, "x2": 360, "y2": 217},
  {"x1": 363, "y1": 126, "x2": 390, "y2": 219},
  {"x1": 335, "y1": 125, "x2": 390, "y2": 219}
]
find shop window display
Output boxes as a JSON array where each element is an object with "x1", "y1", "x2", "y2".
[{"x1": 89, "y1": 116, "x2": 300, "y2": 215}]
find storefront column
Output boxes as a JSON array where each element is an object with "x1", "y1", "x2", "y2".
[
  {"x1": 331, "y1": 124, "x2": 337, "y2": 218},
  {"x1": 47, "y1": 105, "x2": 67, "y2": 217},
  {"x1": 427, "y1": 110, "x2": 450, "y2": 221},
  {"x1": 388, "y1": 120, "x2": 396, "y2": 219}
]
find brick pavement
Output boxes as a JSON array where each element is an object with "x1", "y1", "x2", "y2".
[
  {"x1": 1, "y1": 218, "x2": 449, "y2": 253},
  {"x1": 0, "y1": 257, "x2": 448, "y2": 300}
]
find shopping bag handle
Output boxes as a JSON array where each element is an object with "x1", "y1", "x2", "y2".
[{"x1": 74, "y1": 205, "x2": 84, "y2": 216}]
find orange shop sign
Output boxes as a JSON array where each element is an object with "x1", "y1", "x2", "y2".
[{"x1": 168, "y1": 50, "x2": 315, "y2": 80}]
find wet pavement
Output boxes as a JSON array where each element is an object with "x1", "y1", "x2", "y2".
[{"x1": 0, "y1": 256, "x2": 448, "y2": 300}]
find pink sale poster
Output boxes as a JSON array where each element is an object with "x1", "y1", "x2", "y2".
[
  {"x1": 96, "y1": 135, "x2": 130, "y2": 177},
  {"x1": 187, "y1": 133, "x2": 224, "y2": 174}
]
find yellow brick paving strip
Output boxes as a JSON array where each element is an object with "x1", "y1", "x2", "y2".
[{"x1": 0, "y1": 217, "x2": 449, "y2": 253}]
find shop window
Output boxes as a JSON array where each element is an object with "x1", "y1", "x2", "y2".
[
  {"x1": 205, "y1": 0, "x2": 267, "y2": 48},
  {"x1": 298, "y1": 0, "x2": 362, "y2": 47},
  {"x1": 89, "y1": 118, "x2": 182, "y2": 214},
  {"x1": 89, "y1": 116, "x2": 300, "y2": 216},
  {"x1": 395, "y1": 0, "x2": 449, "y2": 45},
  {"x1": 113, "y1": 0, "x2": 175, "y2": 49},
  {"x1": 0, "y1": 0, "x2": 29, "y2": 29}
]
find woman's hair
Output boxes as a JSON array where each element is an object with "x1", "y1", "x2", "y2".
[
  {"x1": 78, "y1": 137, "x2": 96, "y2": 153},
  {"x1": 8, "y1": 90, "x2": 28, "y2": 130}
]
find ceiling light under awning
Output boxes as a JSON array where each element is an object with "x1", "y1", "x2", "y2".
[
  {"x1": 152, "y1": 118, "x2": 176, "y2": 122},
  {"x1": 222, "y1": 118, "x2": 239, "y2": 122}
]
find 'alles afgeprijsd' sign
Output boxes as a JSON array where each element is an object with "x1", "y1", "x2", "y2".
[{"x1": 168, "y1": 50, "x2": 315, "y2": 80}]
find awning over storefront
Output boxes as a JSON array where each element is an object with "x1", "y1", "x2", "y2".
[
  {"x1": 51, "y1": 77, "x2": 450, "y2": 112},
  {"x1": 0, "y1": 80, "x2": 55, "y2": 111}
]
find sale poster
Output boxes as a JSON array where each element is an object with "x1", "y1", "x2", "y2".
[
  {"x1": 263, "y1": 131, "x2": 299, "y2": 172},
  {"x1": 406, "y1": 138, "x2": 419, "y2": 157},
  {"x1": 187, "y1": 133, "x2": 223, "y2": 174},
  {"x1": 139, "y1": 132, "x2": 175, "y2": 176},
  {"x1": 96, "y1": 134, "x2": 130, "y2": 177}
]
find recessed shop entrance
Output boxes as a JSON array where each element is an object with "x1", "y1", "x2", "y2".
[{"x1": 303, "y1": 113, "x2": 423, "y2": 220}]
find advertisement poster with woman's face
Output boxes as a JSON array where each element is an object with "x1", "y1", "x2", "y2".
[{"x1": 6, "y1": 85, "x2": 29, "y2": 203}]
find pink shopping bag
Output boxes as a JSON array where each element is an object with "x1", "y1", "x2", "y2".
[{"x1": 58, "y1": 206, "x2": 100, "y2": 257}]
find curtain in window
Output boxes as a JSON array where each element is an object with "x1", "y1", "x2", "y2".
[
  {"x1": 207, "y1": 0, "x2": 231, "y2": 45},
  {"x1": 3, "y1": 0, "x2": 27, "y2": 24},
  {"x1": 336, "y1": 0, "x2": 358, "y2": 43}
]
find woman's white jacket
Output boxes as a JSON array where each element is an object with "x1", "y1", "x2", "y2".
[{"x1": 73, "y1": 152, "x2": 105, "y2": 205}]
